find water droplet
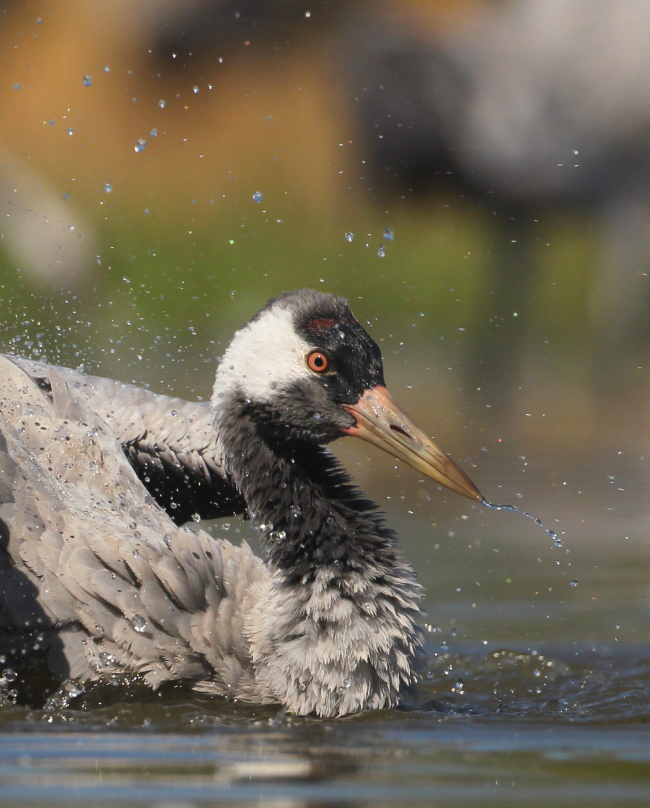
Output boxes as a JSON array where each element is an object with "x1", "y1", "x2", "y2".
[
  {"x1": 67, "y1": 128, "x2": 74, "y2": 136},
  {"x1": 83, "y1": 75, "x2": 92, "y2": 87},
  {"x1": 104, "y1": 182, "x2": 113, "y2": 193},
  {"x1": 193, "y1": 85, "x2": 200, "y2": 94},
  {"x1": 95, "y1": 625, "x2": 105, "y2": 635},
  {"x1": 149, "y1": 128, "x2": 158, "y2": 137},
  {"x1": 570, "y1": 578, "x2": 578, "y2": 587},
  {"x1": 158, "y1": 99, "x2": 166, "y2": 109},
  {"x1": 63, "y1": 679, "x2": 85, "y2": 698},
  {"x1": 252, "y1": 191, "x2": 263, "y2": 203},
  {"x1": 377, "y1": 245, "x2": 386, "y2": 258},
  {"x1": 103, "y1": 65, "x2": 110, "y2": 73},
  {"x1": 134, "y1": 138, "x2": 147, "y2": 153},
  {"x1": 269, "y1": 530, "x2": 287, "y2": 542},
  {"x1": 191, "y1": 513, "x2": 201, "y2": 523},
  {"x1": 383, "y1": 227, "x2": 394, "y2": 241},
  {"x1": 98, "y1": 651, "x2": 116, "y2": 667},
  {"x1": 130, "y1": 614, "x2": 147, "y2": 633},
  {"x1": 344, "y1": 231, "x2": 354, "y2": 243}
]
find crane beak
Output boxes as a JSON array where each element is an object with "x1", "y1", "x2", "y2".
[{"x1": 341, "y1": 385, "x2": 482, "y2": 502}]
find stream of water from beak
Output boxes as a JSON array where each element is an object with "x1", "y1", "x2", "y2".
[{"x1": 482, "y1": 499, "x2": 564, "y2": 548}]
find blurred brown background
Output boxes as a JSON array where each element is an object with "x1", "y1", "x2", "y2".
[{"x1": 2, "y1": 0, "x2": 650, "y2": 465}]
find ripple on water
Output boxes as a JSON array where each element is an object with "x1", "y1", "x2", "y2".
[
  {"x1": 417, "y1": 646, "x2": 650, "y2": 724},
  {"x1": 0, "y1": 648, "x2": 648, "y2": 806}
]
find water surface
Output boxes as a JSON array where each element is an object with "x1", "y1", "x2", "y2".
[{"x1": 0, "y1": 452, "x2": 648, "y2": 807}]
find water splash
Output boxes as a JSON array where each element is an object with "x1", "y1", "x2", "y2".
[
  {"x1": 481, "y1": 499, "x2": 563, "y2": 547},
  {"x1": 43, "y1": 678, "x2": 85, "y2": 712}
]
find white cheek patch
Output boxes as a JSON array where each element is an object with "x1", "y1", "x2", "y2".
[{"x1": 212, "y1": 306, "x2": 313, "y2": 405}]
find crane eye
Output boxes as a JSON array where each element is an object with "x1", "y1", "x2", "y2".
[{"x1": 307, "y1": 350, "x2": 329, "y2": 373}]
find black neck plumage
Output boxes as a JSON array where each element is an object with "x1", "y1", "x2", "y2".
[{"x1": 217, "y1": 397, "x2": 404, "y2": 584}]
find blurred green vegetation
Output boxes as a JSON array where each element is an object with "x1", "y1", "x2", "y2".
[
  {"x1": 0, "y1": 0, "x2": 644, "y2": 456},
  {"x1": 0, "y1": 181, "x2": 597, "y2": 368}
]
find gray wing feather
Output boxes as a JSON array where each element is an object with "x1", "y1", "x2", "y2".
[
  {"x1": 0, "y1": 355, "x2": 267, "y2": 698},
  {"x1": 6, "y1": 356, "x2": 245, "y2": 523}
]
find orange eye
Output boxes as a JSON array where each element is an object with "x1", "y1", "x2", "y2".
[{"x1": 307, "y1": 350, "x2": 329, "y2": 373}]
